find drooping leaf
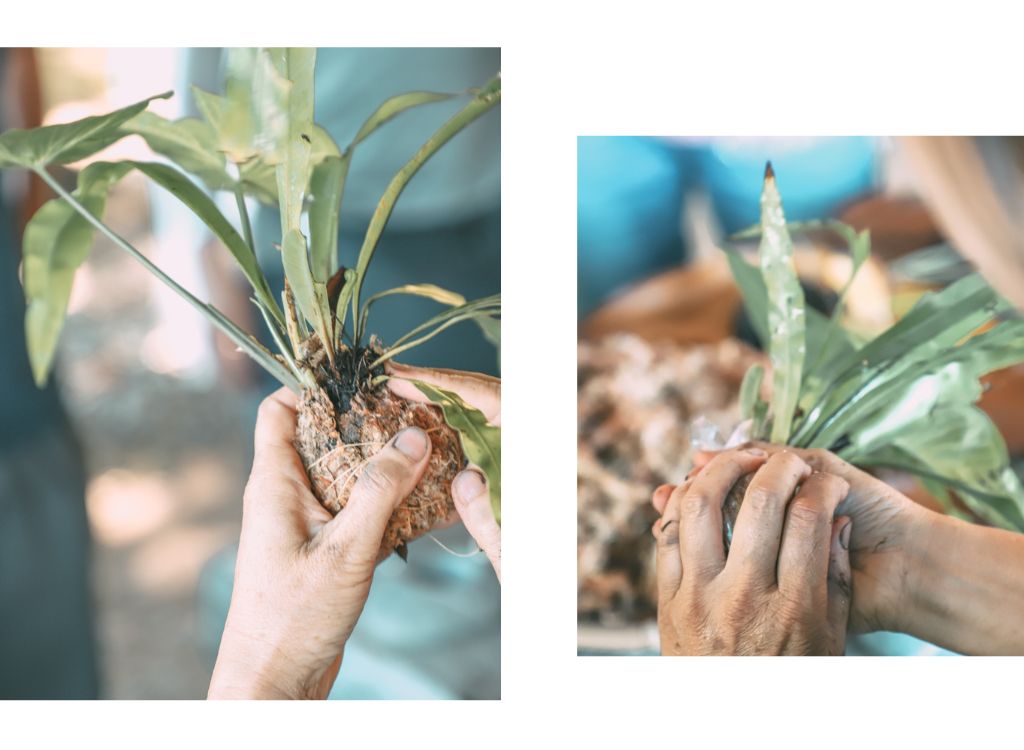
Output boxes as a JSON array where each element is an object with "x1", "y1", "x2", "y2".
[
  {"x1": 22, "y1": 162, "x2": 134, "y2": 384},
  {"x1": 0, "y1": 92, "x2": 171, "y2": 168},
  {"x1": 26, "y1": 162, "x2": 298, "y2": 391},
  {"x1": 758, "y1": 164, "x2": 805, "y2": 443},
  {"x1": 409, "y1": 380, "x2": 501, "y2": 524},
  {"x1": 349, "y1": 91, "x2": 457, "y2": 148},
  {"x1": 350, "y1": 74, "x2": 501, "y2": 338}
]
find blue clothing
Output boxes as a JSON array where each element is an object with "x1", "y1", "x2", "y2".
[{"x1": 577, "y1": 136, "x2": 879, "y2": 317}]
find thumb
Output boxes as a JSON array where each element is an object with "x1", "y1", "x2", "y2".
[
  {"x1": 324, "y1": 426, "x2": 431, "y2": 562},
  {"x1": 826, "y1": 516, "x2": 853, "y2": 654},
  {"x1": 452, "y1": 469, "x2": 501, "y2": 581}
]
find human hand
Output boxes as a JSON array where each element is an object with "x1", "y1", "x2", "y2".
[
  {"x1": 684, "y1": 442, "x2": 930, "y2": 634},
  {"x1": 208, "y1": 388, "x2": 433, "y2": 699},
  {"x1": 653, "y1": 449, "x2": 853, "y2": 655},
  {"x1": 387, "y1": 363, "x2": 501, "y2": 581}
]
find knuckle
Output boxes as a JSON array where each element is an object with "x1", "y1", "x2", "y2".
[
  {"x1": 742, "y1": 485, "x2": 773, "y2": 513},
  {"x1": 681, "y1": 491, "x2": 716, "y2": 519},
  {"x1": 774, "y1": 451, "x2": 810, "y2": 474},
  {"x1": 788, "y1": 497, "x2": 825, "y2": 525}
]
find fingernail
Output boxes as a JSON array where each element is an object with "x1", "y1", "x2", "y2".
[
  {"x1": 453, "y1": 469, "x2": 486, "y2": 500},
  {"x1": 392, "y1": 426, "x2": 428, "y2": 460},
  {"x1": 840, "y1": 520, "x2": 852, "y2": 550},
  {"x1": 744, "y1": 448, "x2": 767, "y2": 457}
]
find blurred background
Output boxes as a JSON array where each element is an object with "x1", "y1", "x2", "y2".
[
  {"x1": 0, "y1": 47, "x2": 500, "y2": 699},
  {"x1": 577, "y1": 135, "x2": 1024, "y2": 655}
]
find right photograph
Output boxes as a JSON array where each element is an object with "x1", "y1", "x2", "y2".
[{"x1": 577, "y1": 136, "x2": 1024, "y2": 656}]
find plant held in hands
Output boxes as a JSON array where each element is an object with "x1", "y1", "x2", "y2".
[
  {"x1": 1, "y1": 48, "x2": 501, "y2": 558},
  {"x1": 719, "y1": 163, "x2": 1024, "y2": 548}
]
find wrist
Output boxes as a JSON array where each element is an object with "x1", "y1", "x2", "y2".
[
  {"x1": 886, "y1": 506, "x2": 957, "y2": 639},
  {"x1": 208, "y1": 626, "x2": 330, "y2": 700}
]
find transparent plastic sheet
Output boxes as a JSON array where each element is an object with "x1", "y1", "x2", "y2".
[{"x1": 689, "y1": 416, "x2": 754, "y2": 553}]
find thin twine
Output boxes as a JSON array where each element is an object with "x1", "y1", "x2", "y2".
[
  {"x1": 426, "y1": 533, "x2": 483, "y2": 558},
  {"x1": 307, "y1": 427, "x2": 446, "y2": 470}
]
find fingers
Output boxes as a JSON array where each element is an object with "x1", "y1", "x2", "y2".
[
  {"x1": 325, "y1": 426, "x2": 432, "y2": 561},
  {"x1": 651, "y1": 483, "x2": 675, "y2": 515},
  {"x1": 653, "y1": 490, "x2": 683, "y2": 603},
  {"x1": 386, "y1": 362, "x2": 501, "y2": 425},
  {"x1": 252, "y1": 388, "x2": 301, "y2": 467},
  {"x1": 726, "y1": 451, "x2": 811, "y2": 585},
  {"x1": 826, "y1": 516, "x2": 853, "y2": 650},
  {"x1": 677, "y1": 449, "x2": 768, "y2": 583},
  {"x1": 452, "y1": 469, "x2": 501, "y2": 581},
  {"x1": 777, "y1": 472, "x2": 850, "y2": 598}
]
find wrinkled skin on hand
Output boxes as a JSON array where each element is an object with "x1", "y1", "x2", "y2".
[
  {"x1": 689, "y1": 443, "x2": 925, "y2": 634},
  {"x1": 653, "y1": 449, "x2": 853, "y2": 656}
]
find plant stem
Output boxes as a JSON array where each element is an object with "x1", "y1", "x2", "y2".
[
  {"x1": 234, "y1": 184, "x2": 256, "y2": 252},
  {"x1": 35, "y1": 166, "x2": 301, "y2": 391}
]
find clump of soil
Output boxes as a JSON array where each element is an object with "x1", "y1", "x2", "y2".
[
  {"x1": 577, "y1": 334, "x2": 763, "y2": 624},
  {"x1": 294, "y1": 342, "x2": 464, "y2": 558}
]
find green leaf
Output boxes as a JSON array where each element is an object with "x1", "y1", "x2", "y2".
[
  {"x1": 308, "y1": 155, "x2": 344, "y2": 282},
  {"x1": 22, "y1": 162, "x2": 134, "y2": 384},
  {"x1": 758, "y1": 164, "x2": 805, "y2": 443},
  {"x1": 270, "y1": 48, "x2": 316, "y2": 233},
  {"x1": 349, "y1": 91, "x2": 457, "y2": 149},
  {"x1": 738, "y1": 364, "x2": 764, "y2": 421},
  {"x1": 350, "y1": 73, "x2": 501, "y2": 338},
  {"x1": 371, "y1": 295, "x2": 500, "y2": 367},
  {"x1": 793, "y1": 274, "x2": 1007, "y2": 446},
  {"x1": 119, "y1": 111, "x2": 230, "y2": 189},
  {"x1": 409, "y1": 380, "x2": 501, "y2": 524},
  {"x1": 853, "y1": 406, "x2": 1024, "y2": 532},
  {"x1": 24, "y1": 161, "x2": 296, "y2": 390},
  {"x1": 131, "y1": 161, "x2": 281, "y2": 323},
  {"x1": 0, "y1": 92, "x2": 171, "y2": 168},
  {"x1": 358, "y1": 283, "x2": 468, "y2": 348},
  {"x1": 281, "y1": 228, "x2": 332, "y2": 354}
]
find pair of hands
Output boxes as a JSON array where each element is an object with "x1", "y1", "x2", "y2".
[
  {"x1": 654, "y1": 443, "x2": 929, "y2": 656},
  {"x1": 208, "y1": 363, "x2": 500, "y2": 700}
]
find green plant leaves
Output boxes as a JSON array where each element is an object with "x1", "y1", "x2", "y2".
[
  {"x1": 308, "y1": 156, "x2": 345, "y2": 282},
  {"x1": 738, "y1": 364, "x2": 764, "y2": 422},
  {"x1": 22, "y1": 162, "x2": 134, "y2": 384},
  {"x1": 373, "y1": 294, "x2": 501, "y2": 367},
  {"x1": 350, "y1": 73, "x2": 501, "y2": 336},
  {"x1": 0, "y1": 92, "x2": 171, "y2": 168},
  {"x1": 21, "y1": 159, "x2": 286, "y2": 385},
  {"x1": 350, "y1": 91, "x2": 457, "y2": 148},
  {"x1": 409, "y1": 380, "x2": 501, "y2": 524},
  {"x1": 758, "y1": 165, "x2": 805, "y2": 444},
  {"x1": 119, "y1": 111, "x2": 230, "y2": 189}
]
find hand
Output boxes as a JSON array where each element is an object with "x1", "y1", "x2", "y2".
[
  {"x1": 208, "y1": 388, "x2": 433, "y2": 699},
  {"x1": 687, "y1": 442, "x2": 929, "y2": 634},
  {"x1": 653, "y1": 448, "x2": 853, "y2": 655},
  {"x1": 388, "y1": 363, "x2": 501, "y2": 581}
]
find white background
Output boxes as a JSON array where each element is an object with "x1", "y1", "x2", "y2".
[{"x1": 4, "y1": 1, "x2": 1023, "y2": 747}]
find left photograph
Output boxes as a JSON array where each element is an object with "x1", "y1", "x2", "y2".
[{"x1": 0, "y1": 47, "x2": 501, "y2": 699}]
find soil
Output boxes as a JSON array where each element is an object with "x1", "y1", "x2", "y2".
[
  {"x1": 294, "y1": 344, "x2": 464, "y2": 557},
  {"x1": 577, "y1": 333, "x2": 763, "y2": 624}
]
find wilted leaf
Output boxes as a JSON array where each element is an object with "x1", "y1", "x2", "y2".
[{"x1": 409, "y1": 380, "x2": 501, "y2": 523}]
